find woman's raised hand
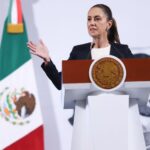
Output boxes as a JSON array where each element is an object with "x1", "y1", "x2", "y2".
[{"x1": 27, "y1": 40, "x2": 50, "y2": 62}]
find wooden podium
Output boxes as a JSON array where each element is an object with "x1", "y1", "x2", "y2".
[{"x1": 62, "y1": 58, "x2": 150, "y2": 150}]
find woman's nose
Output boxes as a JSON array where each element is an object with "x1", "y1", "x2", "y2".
[{"x1": 89, "y1": 19, "x2": 95, "y2": 25}]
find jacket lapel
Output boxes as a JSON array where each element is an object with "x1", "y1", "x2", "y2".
[
  {"x1": 86, "y1": 43, "x2": 92, "y2": 59},
  {"x1": 110, "y1": 43, "x2": 124, "y2": 58},
  {"x1": 88, "y1": 50, "x2": 92, "y2": 59}
]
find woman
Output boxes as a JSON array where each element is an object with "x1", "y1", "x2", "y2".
[{"x1": 27, "y1": 4, "x2": 133, "y2": 90}]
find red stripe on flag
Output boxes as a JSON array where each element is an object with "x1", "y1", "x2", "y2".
[
  {"x1": 16, "y1": 0, "x2": 22, "y2": 23},
  {"x1": 4, "y1": 125, "x2": 44, "y2": 150}
]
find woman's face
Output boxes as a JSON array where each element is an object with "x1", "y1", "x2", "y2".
[{"x1": 87, "y1": 7, "x2": 112, "y2": 39}]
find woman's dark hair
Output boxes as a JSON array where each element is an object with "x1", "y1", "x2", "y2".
[{"x1": 91, "y1": 4, "x2": 120, "y2": 44}]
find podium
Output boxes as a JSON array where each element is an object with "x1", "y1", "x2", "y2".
[{"x1": 62, "y1": 58, "x2": 150, "y2": 150}]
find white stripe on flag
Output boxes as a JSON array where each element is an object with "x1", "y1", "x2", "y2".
[{"x1": 11, "y1": 0, "x2": 17, "y2": 24}]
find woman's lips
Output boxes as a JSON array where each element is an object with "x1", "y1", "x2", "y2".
[{"x1": 89, "y1": 28, "x2": 97, "y2": 32}]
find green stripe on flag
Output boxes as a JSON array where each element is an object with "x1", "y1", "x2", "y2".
[
  {"x1": 0, "y1": 18, "x2": 30, "y2": 80},
  {"x1": 7, "y1": 0, "x2": 13, "y2": 23}
]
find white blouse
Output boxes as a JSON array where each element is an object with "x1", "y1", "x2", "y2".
[{"x1": 91, "y1": 45, "x2": 111, "y2": 59}]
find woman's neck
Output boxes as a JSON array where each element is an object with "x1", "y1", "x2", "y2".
[{"x1": 93, "y1": 37, "x2": 109, "y2": 48}]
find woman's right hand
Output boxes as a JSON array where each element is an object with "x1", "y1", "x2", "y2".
[{"x1": 27, "y1": 40, "x2": 51, "y2": 62}]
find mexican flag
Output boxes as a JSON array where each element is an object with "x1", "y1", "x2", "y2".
[{"x1": 0, "y1": 0, "x2": 44, "y2": 149}]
